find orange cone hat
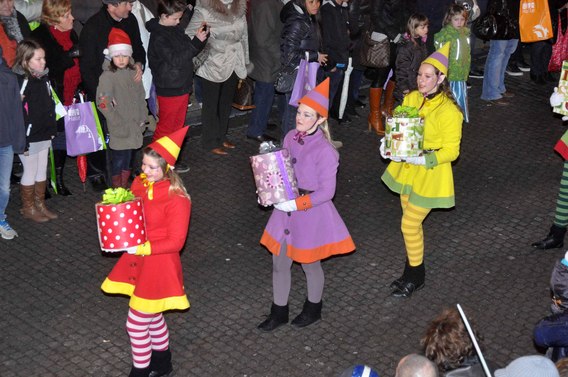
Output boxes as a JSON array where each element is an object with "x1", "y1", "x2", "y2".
[
  {"x1": 298, "y1": 78, "x2": 330, "y2": 118},
  {"x1": 147, "y1": 126, "x2": 189, "y2": 166}
]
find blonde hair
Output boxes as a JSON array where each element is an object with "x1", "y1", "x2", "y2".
[
  {"x1": 41, "y1": 0, "x2": 71, "y2": 26},
  {"x1": 442, "y1": 4, "x2": 468, "y2": 27},
  {"x1": 143, "y1": 147, "x2": 190, "y2": 199},
  {"x1": 318, "y1": 119, "x2": 336, "y2": 149}
]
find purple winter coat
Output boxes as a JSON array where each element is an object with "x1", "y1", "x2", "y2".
[{"x1": 260, "y1": 128, "x2": 355, "y2": 264}]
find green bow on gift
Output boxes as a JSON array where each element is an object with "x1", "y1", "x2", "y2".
[
  {"x1": 393, "y1": 105, "x2": 420, "y2": 118},
  {"x1": 101, "y1": 187, "x2": 135, "y2": 204}
]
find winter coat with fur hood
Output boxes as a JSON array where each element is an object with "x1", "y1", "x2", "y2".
[{"x1": 186, "y1": 0, "x2": 249, "y2": 83}]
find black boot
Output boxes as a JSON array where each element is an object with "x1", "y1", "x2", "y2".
[
  {"x1": 149, "y1": 349, "x2": 173, "y2": 377},
  {"x1": 129, "y1": 366, "x2": 150, "y2": 377},
  {"x1": 53, "y1": 149, "x2": 72, "y2": 195},
  {"x1": 291, "y1": 299, "x2": 322, "y2": 328},
  {"x1": 391, "y1": 263, "x2": 425, "y2": 298},
  {"x1": 532, "y1": 224, "x2": 567, "y2": 250},
  {"x1": 257, "y1": 303, "x2": 289, "y2": 332},
  {"x1": 390, "y1": 258, "x2": 411, "y2": 289}
]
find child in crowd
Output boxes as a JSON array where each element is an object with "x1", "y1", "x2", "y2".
[
  {"x1": 380, "y1": 43, "x2": 463, "y2": 298},
  {"x1": 13, "y1": 39, "x2": 58, "y2": 223},
  {"x1": 101, "y1": 127, "x2": 192, "y2": 377},
  {"x1": 146, "y1": 0, "x2": 207, "y2": 143},
  {"x1": 394, "y1": 13, "x2": 429, "y2": 106},
  {"x1": 434, "y1": 4, "x2": 470, "y2": 123},
  {"x1": 96, "y1": 27, "x2": 147, "y2": 188},
  {"x1": 257, "y1": 78, "x2": 356, "y2": 332}
]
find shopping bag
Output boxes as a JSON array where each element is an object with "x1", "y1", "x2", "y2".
[
  {"x1": 519, "y1": 0, "x2": 553, "y2": 42},
  {"x1": 289, "y1": 52, "x2": 319, "y2": 107},
  {"x1": 64, "y1": 98, "x2": 106, "y2": 157},
  {"x1": 549, "y1": 10, "x2": 568, "y2": 72}
]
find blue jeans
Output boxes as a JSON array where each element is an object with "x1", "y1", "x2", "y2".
[
  {"x1": 534, "y1": 311, "x2": 568, "y2": 362},
  {"x1": 0, "y1": 145, "x2": 14, "y2": 221},
  {"x1": 279, "y1": 91, "x2": 297, "y2": 139},
  {"x1": 247, "y1": 81, "x2": 276, "y2": 138},
  {"x1": 111, "y1": 149, "x2": 132, "y2": 176},
  {"x1": 481, "y1": 39, "x2": 518, "y2": 100}
]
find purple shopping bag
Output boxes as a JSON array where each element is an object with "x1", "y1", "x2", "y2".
[
  {"x1": 289, "y1": 52, "x2": 320, "y2": 107},
  {"x1": 64, "y1": 101, "x2": 106, "y2": 157}
]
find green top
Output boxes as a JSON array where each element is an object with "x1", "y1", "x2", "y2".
[{"x1": 434, "y1": 25, "x2": 471, "y2": 81}]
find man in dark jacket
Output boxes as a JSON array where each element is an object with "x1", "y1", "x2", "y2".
[
  {"x1": 0, "y1": 45, "x2": 25, "y2": 240},
  {"x1": 321, "y1": 0, "x2": 351, "y2": 122},
  {"x1": 79, "y1": 0, "x2": 146, "y2": 191},
  {"x1": 245, "y1": 0, "x2": 283, "y2": 142}
]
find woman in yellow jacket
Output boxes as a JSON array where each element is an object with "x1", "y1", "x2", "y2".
[{"x1": 381, "y1": 43, "x2": 463, "y2": 298}]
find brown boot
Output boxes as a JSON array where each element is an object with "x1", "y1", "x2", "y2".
[
  {"x1": 34, "y1": 181, "x2": 58, "y2": 220},
  {"x1": 121, "y1": 170, "x2": 131, "y2": 188},
  {"x1": 368, "y1": 87, "x2": 384, "y2": 135},
  {"x1": 20, "y1": 184, "x2": 49, "y2": 222},
  {"x1": 111, "y1": 175, "x2": 122, "y2": 188},
  {"x1": 384, "y1": 80, "x2": 396, "y2": 117}
]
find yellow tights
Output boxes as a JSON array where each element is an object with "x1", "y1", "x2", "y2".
[{"x1": 400, "y1": 195, "x2": 431, "y2": 267}]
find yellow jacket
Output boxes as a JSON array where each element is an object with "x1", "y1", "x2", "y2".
[{"x1": 381, "y1": 90, "x2": 463, "y2": 208}]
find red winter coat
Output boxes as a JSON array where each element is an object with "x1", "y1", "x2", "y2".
[{"x1": 101, "y1": 176, "x2": 191, "y2": 313}]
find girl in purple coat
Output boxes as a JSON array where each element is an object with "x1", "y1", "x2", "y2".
[{"x1": 258, "y1": 78, "x2": 356, "y2": 332}]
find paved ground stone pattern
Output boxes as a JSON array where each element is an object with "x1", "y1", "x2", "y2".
[{"x1": 0, "y1": 74, "x2": 564, "y2": 376}]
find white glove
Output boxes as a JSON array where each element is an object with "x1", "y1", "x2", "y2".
[
  {"x1": 274, "y1": 199, "x2": 297, "y2": 212},
  {"x1": 405, "y1": 156, "x2": 426, "y2": 165},
  {"x1": 550, "y1": 87, "x2": 565, "y2": 107},
  {"x1": 379, "y1": 138, "x2": 403, "y2": 162},
  {"x1": 125, "y1": 246, "x2": 138, "y2": 254},
  {"x1": 563, "y1": 116, "x2": 568, "y2": 121}
]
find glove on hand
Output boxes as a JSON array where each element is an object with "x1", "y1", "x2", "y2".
[
  {"x1": 274, "y1": 199, "x2": 297, "y2": 212},
  {"x1": 550, "y1": 87, "x2": 564, "y2": 107},
  {"x1": 405, "y1": 156, "x2": 426, "y2": 165},
  {"x1": 380, "y1": 138, "x2": 403, "y2": 162},
  {"x1": 125, "y1": 246, "x2": 138, "y2": 254}
]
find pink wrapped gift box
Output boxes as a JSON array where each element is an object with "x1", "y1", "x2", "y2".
[
  {"x1": 250, "y1": 148, "x2": 299, "y2": 206},
  {"x1": 95, "y1": 198, "x2": 147, "y2": 252}
]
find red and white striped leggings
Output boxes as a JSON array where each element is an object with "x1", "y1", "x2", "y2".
[{"x1": 126, "y1": 308, "x2": 170, "y2": 369}]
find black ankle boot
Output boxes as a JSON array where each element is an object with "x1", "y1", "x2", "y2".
[
  {"x1": 257, "y1": 303, "x2": 289, "y2": 332},
  {"x1": 129, "y1": 366, "x2": 150, "y2": 377},
  {"x1": 391, "y1": 263, "x2": 425, "y2": 298},
  {"x1": 390, "y1": 259, "x2": 411, "y2": 289},
  {"x1": 149, "y1": 349, "x2": 173, "y2": 377},
  {"x1": 291, "y1": 299, "x2": 322, "y2": 328},
  {"x1": 532, "y1": 224, "x2": 567, "y2": 250}
]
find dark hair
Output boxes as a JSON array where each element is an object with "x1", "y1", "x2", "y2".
[
  {"x1": 157, "y1": 0, "x2": 186, "y2": 17},
  {"x1": 443, "y1": 4, "x2": 468, "y2": 26},
  {"x1": 421, "y1": 308, "x2": 483, "y2": 372},
  {"x1": 108, "y1": 57, "x2": 136, "y2": 72},
  {"x1": 420, "y1": 63, "x2": 462, "y2": 114},
  {"x1": 143, "y1": 147, "x2": 189, "y2": 198}
]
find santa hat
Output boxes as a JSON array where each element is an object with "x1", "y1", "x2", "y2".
[
  {"x1": 104, "y1": 28, "x2": 133, "y2": 58},
  {"x1": 298, "y1": 78, "x2": 330, "y2": 118},
  {"x1": 147, "y1": 127, "x2": 189, "y2": 167},
  {"x1": 422, "y1": 42, "x2": 450, "y2": 76}
]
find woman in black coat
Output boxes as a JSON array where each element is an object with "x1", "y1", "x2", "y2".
[
  {"x1": 366, "y1": 0, "x2": 417, "y2": 135},
  {"x1": 31, "y1": 0, "x2": 81, "y2": 196}
]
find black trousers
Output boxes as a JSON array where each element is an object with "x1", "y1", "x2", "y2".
[{"x1": 199, "y1": 72, "x2": 239, "y2": 150}]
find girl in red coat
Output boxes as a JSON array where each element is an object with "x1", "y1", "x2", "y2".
[{"x1": 101, "y1": 127, "x2": 191, "y2": 377}]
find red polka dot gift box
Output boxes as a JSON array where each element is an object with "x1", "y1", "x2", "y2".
[
  {"x1": 95, "y1": 188, "x2": 147, "y2": 252},
  {"x1": 250, "y1": 142, "x2": 299, "y2": 207}
]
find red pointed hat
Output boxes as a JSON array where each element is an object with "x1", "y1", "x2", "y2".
[
  {"x1": 147, "y1": 127, "x2": 189, "y2": 166},
  {"x1": 105, "y1": 27, "x2": 132, "y2": 58},
  {"x1": 298, "y1": 78, "x2": 330, "y2": 118}
]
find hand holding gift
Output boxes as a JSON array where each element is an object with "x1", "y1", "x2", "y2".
[
  {"x1": 274, "y1": 199, "x2": 297, "y2": 212},
  {"x1": 379, "y1": 138, "x2": 403, "y2": 162},
  {"x1": 96, "y1": 188, "x2": 147, "y2": 252}
]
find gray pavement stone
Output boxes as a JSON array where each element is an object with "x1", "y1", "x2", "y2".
[{"x1": 0, "y1": 73, "x2": 565, "y2": 376}]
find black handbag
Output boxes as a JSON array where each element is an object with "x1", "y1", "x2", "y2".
[
  {"x1": 232, "y1": 78, "x2": 255, "y2": 111},
  {"x1": 358, "y1": 31, "x2": 390, "y2": 69},
  {"x1": 274, "y1": 67, "x2": 298, "y2": 94},
  {"x1": 473, "y1": 0, "x2": 518, "y2": 40}
]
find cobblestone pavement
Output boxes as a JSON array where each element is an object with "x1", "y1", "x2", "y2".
[{"x1": 1, "y1": 73, "x2": 565, "y2": 377}]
